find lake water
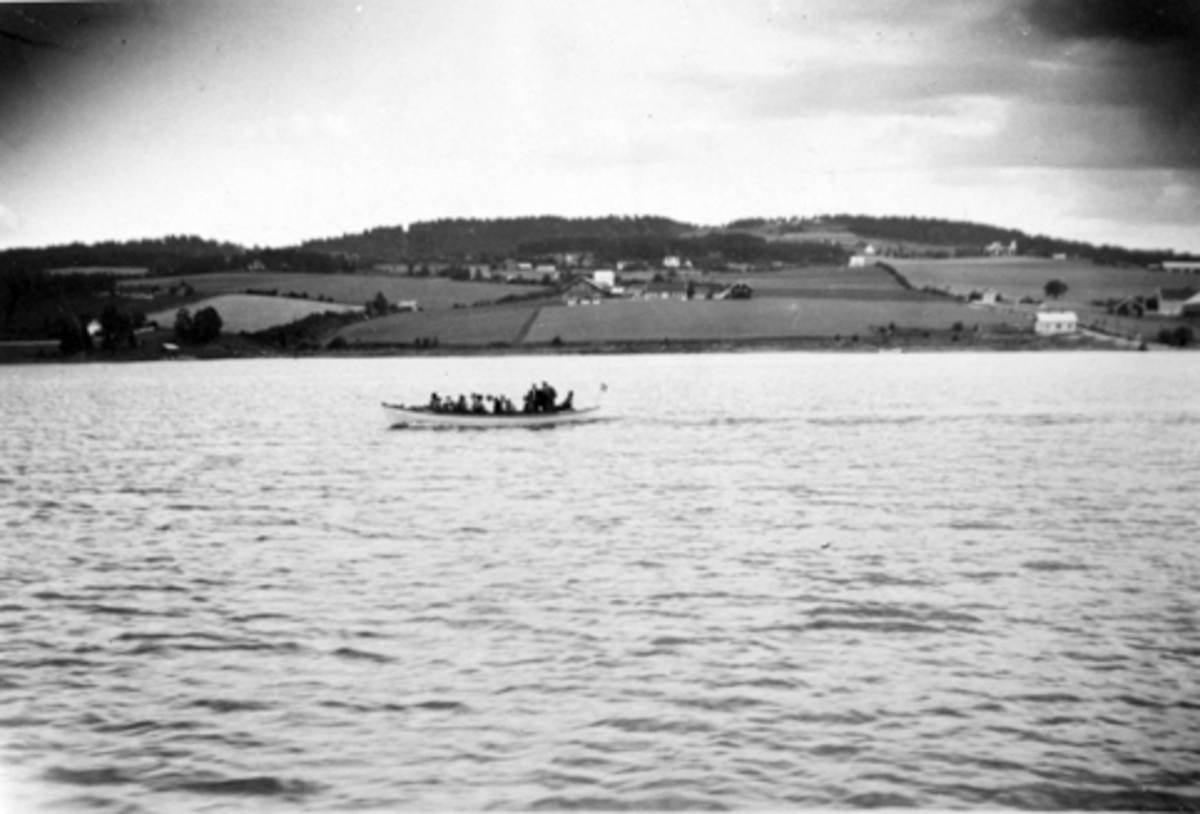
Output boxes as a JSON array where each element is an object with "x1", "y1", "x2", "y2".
[{"x1": 2, "y1": 351, "x2": 1198, "y2": 811}]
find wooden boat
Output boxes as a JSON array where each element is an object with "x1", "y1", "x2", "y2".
[{"x1": 382, "y1": 402, "x2": 602, "y2": 429}]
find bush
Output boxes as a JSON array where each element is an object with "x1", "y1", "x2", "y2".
[
  {"x1": 1044, "y1": 279, "x2": 1069, "y2": 299},
  {"x1": 175, "y1": 306, "x2": 223, "y2": 344},
  {"x1": 1158, "y1": 326, "x2": 1194, "y2": 347}
]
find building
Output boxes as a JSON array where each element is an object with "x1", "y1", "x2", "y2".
[
  {"x1": 1162, "y1": 261, "x2": 1200, "y2": 274},
  {"x1": 639, "y1": 279, "x2": 690, "y2": 300},
  {"x1": 559, "y1": 275, "x2": 613, "y2": 305},
  {"x1": 592, "y1": 270, "x2": 616, "y2": 290},
  {"x1": 1034, "y1": 311, "x2": 1078, "y2": 335},
  {"x1": 1110, "y1": 295, "x2": 1147, "y2": 317},
  {"x1": 1157, "y1": 287, "x2": 1200, "y2": 317}
]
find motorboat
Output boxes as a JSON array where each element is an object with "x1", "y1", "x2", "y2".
[{"x1": 382, "y1": 402, "x2": 602, "y2": 429}]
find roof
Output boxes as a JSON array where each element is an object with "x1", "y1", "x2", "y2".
[
  {"x1": 644, "y1": 279, "x2": 689, "y2": 293},
  {"x1": 1160, "y1": 287, "x2": 1199, "y2": 301},
  {"x1": 1036, "y1": 311, "x2": 1077, "y2": 321},
  {"x1": 557, "y1": 275, "x2": 613, "y2": 296}
]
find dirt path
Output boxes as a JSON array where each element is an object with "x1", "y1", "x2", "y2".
[{"x1": 514, "y1": 307, "x2": 543, "y2": 344}]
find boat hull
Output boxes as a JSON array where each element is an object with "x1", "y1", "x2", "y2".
[{"x1": 383, "y1": 402, "x2": 601, "y2": 429}]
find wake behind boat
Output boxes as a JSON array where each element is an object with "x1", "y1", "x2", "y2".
[{"x1": 382, "y1": 402, "x2": 601, "y2": 429}]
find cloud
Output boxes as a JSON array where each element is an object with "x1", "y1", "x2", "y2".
[
  {"x1": 1020, "y1": 0, "x2": 1200, "y2": 168},
  {"x1": 0, "y1": 4, "x2": 163, "y2": 145}
]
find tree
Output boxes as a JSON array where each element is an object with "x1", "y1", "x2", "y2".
[
  {"x1": 174, "y1": 308, "x2": 194, "y2": 342},
  {"x1": 1158, "y1": 326, "x2": 1194, "y2": 347},
  {"x1": 1044, "y1": 279, "x2": 1068, "y2": 299},
  {"x1": 191, "y1": 306, "x2": 223, "y2": 343},
  {"x1": 174, "y1": 306, "x2": 222, "y2": 344},
  {"x1": 98, "y1": 304, "x2": 135, "y2": 350},
  {"x1": 56, "y1": 314, "x2": 90, "y2": 355}
]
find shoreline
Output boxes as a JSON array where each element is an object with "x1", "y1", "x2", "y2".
[{"x1": 0, "y1": 330, "x2": 1157, "y2": 365}]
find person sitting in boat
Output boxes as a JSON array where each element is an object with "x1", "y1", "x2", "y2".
[
  {"x1": 523, "y1": 384, "x2": 538, "y2": 413},
  {"x1": 471, "y1": 393, "x2": 486, "y2": 414},
  {"x1": 428, "y1": 392, "x2": 442, "y2": 412},
  {"x1": 454, "y1": 394, "x2": 468, "y2": 413},
  {"x1": 540, "y1": 381, "x2": 557, "y2": 412}
]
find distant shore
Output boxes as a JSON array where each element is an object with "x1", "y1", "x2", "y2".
[{"x1": 0, "y1": 329, "x2": 1157, "y2": 365}]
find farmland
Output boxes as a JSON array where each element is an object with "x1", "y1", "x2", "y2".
[
  {"x1": 889, "y1": 257, "x2": 1180, "y2": 305},
  {"x1": 335, "y1": 293, "x2": 1027, "y2": 350},
  {"x1": 120, "y1": 271, "x2": 544, "y2": 311},
  {"x1": 338, "y1": 305, "x2": 538, "y2": 347},
  {"x1": 332, "y1": 262, "x2": 1003, "y2": 350},
  {"x1": 728, "y1": 264, "x2": 931, "y2": 301},
  {"x1": 147, "y1": 294, "x2": 364, "y2": 334},
  {"x1": 524, "y1": 299, "x2": 1020, "y2": 344}
]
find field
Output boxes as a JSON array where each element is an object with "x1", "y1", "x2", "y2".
[
  {"x1": 120, "y1": 272, "x2": 544, "y2": 310},
  {"x1": 524, "y1": 299, "x2": 1019, "y2": 344},
  {"x1": 338, "y1": 305, "x2": 538, "y2": 347},
  {"x1": 337, "y1": 296, "x2": 1024, "y2": 348},
  {"x1": 729, "y1": 264, "x2": 933, "y2": 301},
  {"x1": 49, "y1": 266, "x2": 149, "y2": 277},
  {"x1": 147, "y1": 294, "x2": 363, "y2": 334},
  {"x1": 91, "y1": 260, "x2": 1200, "y2": 353},
  {"x1": 889, "y1": 257, "x2": 1187, "y2": 305}
]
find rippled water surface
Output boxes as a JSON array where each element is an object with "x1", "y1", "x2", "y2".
[{"x1": 2, "y1": 352, "x2": 1199, "y2": 811}]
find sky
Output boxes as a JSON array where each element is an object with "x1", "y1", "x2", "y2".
[{"x1": 1, "y1": 0, "x2": 1198, "y2": 253}]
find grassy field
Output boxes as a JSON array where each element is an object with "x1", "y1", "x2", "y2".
[
  {"x1": 524, "y1": 299, "x2": 1020, "y2": 344},
  {"x1": 889, "y1": 257, "x2": 1187, "y2": 304},
  {"x1": 730, "y1": 264, "x2": 934, "y2": 301},
  {"x1": 49, "y1": 266, "x2": 150, "y2": 277},
  {"x1": 116, "y1": 261, "x2": 1198, "y2": 351},
  {"x1": 337, "y1": 305, "x2": 538, "y2": 347},
  {"x1": 121, "y1": 272, "x2": 544, "y2": 310},
  {"x1": 147, "y1": 294, "x2": 363, "y2": 334}
]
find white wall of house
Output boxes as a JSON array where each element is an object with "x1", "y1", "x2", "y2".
[
  {"x1": 1035, "y1": 311, "x2": 1077, "y2": 335},
  {"x1": 1162, "y1": 262, "x2": 1200, "y2": 274}
]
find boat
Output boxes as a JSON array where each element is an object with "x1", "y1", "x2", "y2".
[{"x1": 382, "y1": 402, "x2": 602, "y2": 429}]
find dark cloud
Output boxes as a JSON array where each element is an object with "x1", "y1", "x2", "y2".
[
  {"x1": 1024, "y1": 0, "x2": 1198, "y2": 44},
  {"x1": 1021, "y1": 0, "x2": 1200, "y2": 167},
  {"x1": 0, "y1": 3, "x2": 163, "y2": 147}
]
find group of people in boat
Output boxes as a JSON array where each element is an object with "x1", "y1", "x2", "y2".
[{"x1": 427, "y1": 382, "x2": 574, "y2": 415}]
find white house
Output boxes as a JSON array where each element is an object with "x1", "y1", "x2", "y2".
[
  {"x1": 848, "y1": 255, "x2": 869, "y2": 268},
  {"x1": 593, "y1": 270, "x2": 616, "y2": 289},
  {"x1": 1034, "y1": 311, "x2": 1078, "y2": 335},
  {"x1": 1157, "y1": 287, "x2": 1200, "y2": 317}
]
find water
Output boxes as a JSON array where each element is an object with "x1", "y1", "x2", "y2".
[{"x1": 2, "y1": 352, "x2": 1198, "y2": 811}]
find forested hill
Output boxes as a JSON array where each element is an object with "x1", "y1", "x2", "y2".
[
  {"x1": 825, "y1": 215, "x2": 1174, "y2": 266},
  {"x1": 300, "y1": 226, "x2": 408, "y2": 264},
  {"x1": 0, "y1": 236, "x2": 243, "y2": 276},
  {"x1": 300, "y1": 216, "x2": 695, "y2": 264},
  {"x1": 829, "y1": 216, "x2": 1024, "y2": 249},
  {"x1": 3, "y1": 216, "x2": 1191, "y2": 277},
  {"x1": 412, "y1": 215, "x2": 692, "y2": 260}
]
